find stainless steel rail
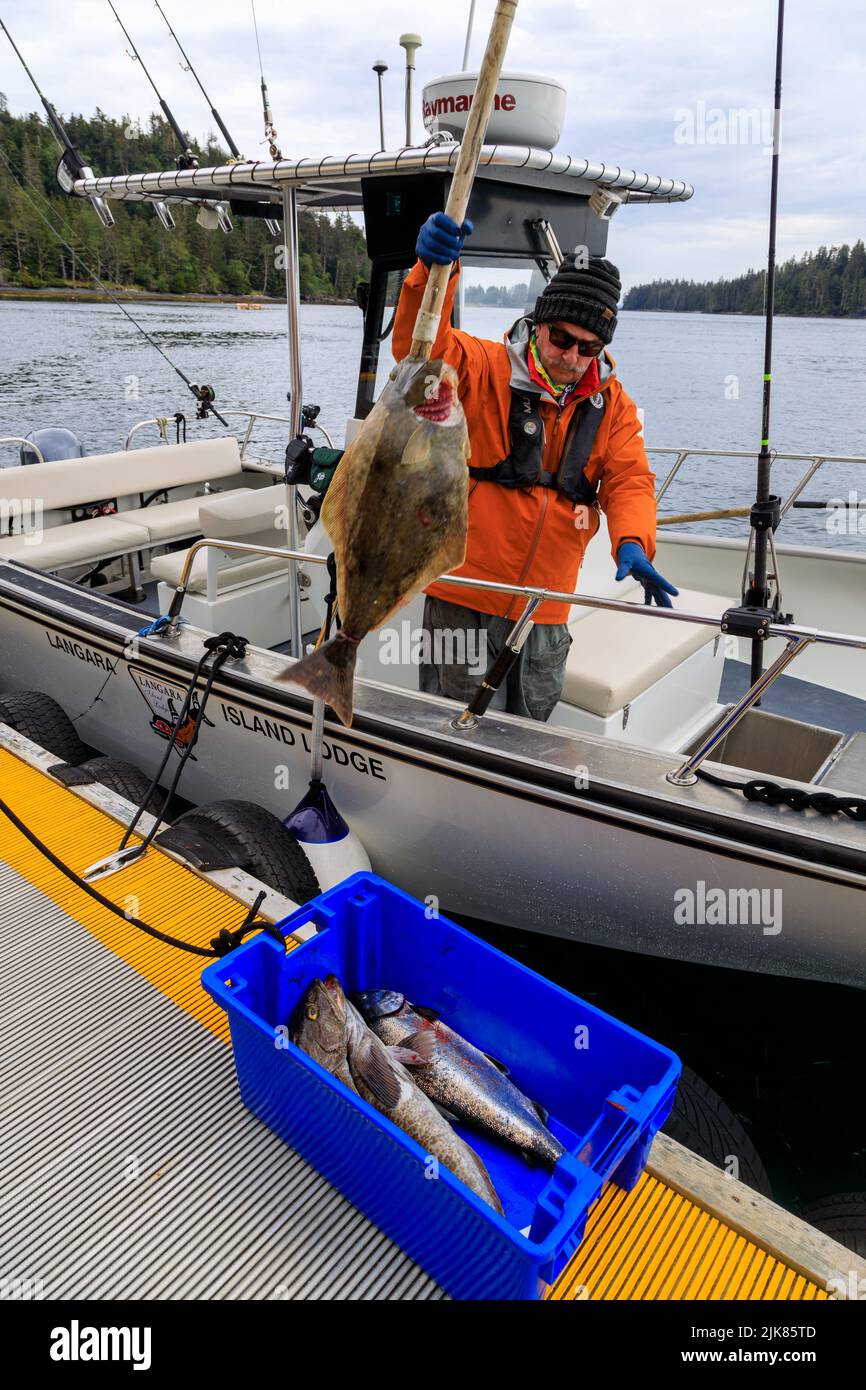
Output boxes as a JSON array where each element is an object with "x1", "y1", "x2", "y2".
[
  {"x1": 160, "y1": 538, "x2": 866, "y2": 785},
  {"x1": 0, "y1": 436, "x2": 45, "y2": 464},
  {"x1": 651, "y1": 446, "x2": 866, "y2": 517},
  {"x1": 163, "y1": 538, "x2": 866, "y2": 650},
  {"x1": 71, "y1": 145, "x2": 695, "y2": 206},
  {"x1": 124, "y1": 411, "x2": 334, "y2": 456}
]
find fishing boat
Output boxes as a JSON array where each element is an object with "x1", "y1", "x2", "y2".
[
  {"x1": 2, "y1": 120, "x2": 864, "y2": 992},
  {"x1": 1, "y1": 0, "x2": 864, "y2": 1302}
]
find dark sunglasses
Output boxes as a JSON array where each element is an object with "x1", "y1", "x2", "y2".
[{"x1": 544, "y1": 324, "x2": 605, "y2": 356}]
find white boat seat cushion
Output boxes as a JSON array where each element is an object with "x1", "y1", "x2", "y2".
[
  {"x1": 0, "y1": 437, "x2": 243, "y2": 511},
  {"x1": 122, "y1": 487, "x2": 251, "y2": 541},
  {"x1": 0, "y1": 515, "x2": 152, "y2": 570},
  {"x1": 149, "y1": 485, "x2": 294, "y2": 595},
  {"x1": 150, "y1": 547, "x2": 288, "y2": 593},
  {"x1": 562, "y1": 586, "x2": 730, "y2": 716},
  {"x1": 198, "y1": 483, "x2": 290, "y2": 542}
]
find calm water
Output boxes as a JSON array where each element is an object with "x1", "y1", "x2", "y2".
[
  {"x1": 2, "y1": 297, "x2": 865, "y2": 552},
  {"x1": 1, "y1": 294, "x2": 864, "y2": 1213}
]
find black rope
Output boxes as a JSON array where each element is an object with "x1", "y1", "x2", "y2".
[
  {"x1": 0, "y1": 795, "x2": 281, "y2": 957},
  {"x1": 0, "y1": 794, "x2": 214, "y2": 956},
  {"x1": 324, "y1": 551, "x2": 340, "y2": 634},
  {"x1": 0, "y1": 632, "x2": 288, "y2": 959},
  {"x1": 697, "y1": 767, "x2": 866, "y2": 821}
]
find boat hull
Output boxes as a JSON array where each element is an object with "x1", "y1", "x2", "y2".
[{"x1": 1, "y1": 561, "x2": 864, "y2": 989}]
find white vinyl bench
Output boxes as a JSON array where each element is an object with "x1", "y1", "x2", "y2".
[
  {"x1": 0, "y1": 437, "x2": 250, "y2": 573},
  {"x1": 149, "y1": 484, "x2": 321, "y2": 647},
  {"x1": 555, "y1": 512, "x2": 731, "y2": 744}
]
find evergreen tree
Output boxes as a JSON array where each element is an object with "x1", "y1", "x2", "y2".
[
  {"x1": 624, "y1": 244, "x2": 866, "y2": 318},
  {"x1": 0, "y1": 101, "x2": 370, "y2": 299}
]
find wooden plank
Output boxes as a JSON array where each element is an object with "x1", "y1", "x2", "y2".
[{"x1": 648, "y1": 1130, "x2": 866, "y2": 1298}]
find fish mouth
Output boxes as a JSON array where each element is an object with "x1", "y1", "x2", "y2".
[
  {"x1": 323, "y1": 974, "x2": 347, "y2": 1017},
  {"x1": 412, "y1": 379, "x2": 456, "y2": 424}
]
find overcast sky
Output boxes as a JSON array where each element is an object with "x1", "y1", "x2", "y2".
[{"x1": 2, "y1": 0, "x2": 864, "y2": 290}]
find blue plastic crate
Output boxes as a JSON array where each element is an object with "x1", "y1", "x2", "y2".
[{"x1": 202, "y1": 873, "x2": 680, "y2": 1300}]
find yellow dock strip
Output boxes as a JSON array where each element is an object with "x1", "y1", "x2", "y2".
[
  {"x1": 0, "y1": 746, "x2": 831, "y2": 1302},
  {"x1": 547, "y1": 1173, "x2": 828, "y2": 1301},
  {"x1": 0, "y1": 747, "x2": 248, "y2": 1044}
]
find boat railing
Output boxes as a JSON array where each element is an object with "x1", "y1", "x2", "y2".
[
  {"x1": 160, "y1": 538, "x2": 866, "y2": 788},
  {"x1": 650, "y1": 446, "x2": 866, "y2": 527},
  {"x1": 124, "y1": 411, "x2": 335, "y2": 459},
  {"x1": 1, "y1": 436, "x2": 45, "y2": 464}
]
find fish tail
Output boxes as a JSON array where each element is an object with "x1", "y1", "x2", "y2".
[{"x1": 278, "y1": 631, "x2": 359, "y2": 727}]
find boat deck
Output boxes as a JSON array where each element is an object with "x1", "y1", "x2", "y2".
[{"x1": 1, "y1": 739, "x2": 859, "y2": 1301}]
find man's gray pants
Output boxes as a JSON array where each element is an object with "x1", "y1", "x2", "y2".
[{"x1": 419, "y1": 595, "x2": 573, "y2": 723}]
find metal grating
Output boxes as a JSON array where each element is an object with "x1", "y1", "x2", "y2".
[
  {"x1": 0, "y1": 865, "x2": 443, "y2": 1300},
  {"x1": 0, "y1": 748, "x2": 829, "y2": 1302}
]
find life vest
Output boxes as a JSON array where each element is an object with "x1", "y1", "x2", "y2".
[{"x1": 467, "y1": 387, "x2": 606, "y2": 507}]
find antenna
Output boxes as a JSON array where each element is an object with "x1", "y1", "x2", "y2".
[
  {"x1": 0, "y1": 17, "x2": 115, "y2": 226},
  {"x1": 106, "y1": 0, "x2": 198, "y2": 169},
  {"x1": 462, "y1": 0, "x2": 477, "y2": 71},
  {"x1": 372, "y1": 60, "x2": 388, "y2": 151},
  {"x1": 399, "y1": 33, "x2": 422, "y2": 146}
]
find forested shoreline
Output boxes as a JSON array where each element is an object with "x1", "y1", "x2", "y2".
[
  {"x1": 0, "y1": 100, "x2": 370, "y2": 300},
  {"x1": 624, "y1": 244, "x2": 866, "y2": 317}
]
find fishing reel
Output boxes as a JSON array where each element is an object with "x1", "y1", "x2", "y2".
[{"x1": 190, "y1": 383, "x2": 217, "y2": 419}]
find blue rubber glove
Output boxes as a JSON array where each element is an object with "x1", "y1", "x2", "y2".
[
  {"x1": 615, "y1": 541, "x2": 680, "y2": 608},
  {"x1": 416, "y1": 211, "x2": 474, "y2": 266}
]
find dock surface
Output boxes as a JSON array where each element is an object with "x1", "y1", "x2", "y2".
[{"x1": 0, "y1": 739, "x2": 852, "y2": 1301}]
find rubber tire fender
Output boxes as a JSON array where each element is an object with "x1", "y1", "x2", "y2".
[
  {"x1": 167, "y1": 799, "x2": 320, "y2": 903},
  {"x1": 662, "y1": 1064, "x2": 773, "y2": 1197},
  {"x1": 798, "y1": 1192, "x2": 866, "y2": 1258},
  {"x1": 0, "y1": 689, "x2": 90, "y2": 765},
  {"x1": 80, "y1": 756, "x2": 169, "y2": 821}
]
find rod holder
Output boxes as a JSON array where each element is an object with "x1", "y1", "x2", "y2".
[{"x1": 451, "y1": 596, "x2": 541, "y2": 729}]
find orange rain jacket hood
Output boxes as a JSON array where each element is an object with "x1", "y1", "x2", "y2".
[{"x1": 392, "y1": 259, "x2": 658, "y2": 624}]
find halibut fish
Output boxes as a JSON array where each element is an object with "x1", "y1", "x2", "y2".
[{"x1": 281, "y1": 358, "x2": 469, "y2": 726}]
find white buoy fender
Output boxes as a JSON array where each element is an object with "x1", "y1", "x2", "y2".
[{"x1": 282, "y1": 779, "x2": 371, "y2": 891}]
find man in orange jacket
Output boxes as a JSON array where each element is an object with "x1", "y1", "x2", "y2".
[{"x1": 392, "y1": 211, "x2": 678, "y2": 721}]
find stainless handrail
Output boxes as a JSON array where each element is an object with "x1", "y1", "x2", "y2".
[
  {"x1": 125, "y1": 419, "x2": 170, "y2": 450},
  {"x1": 123, "y1": 410, "x2": 335, "y2": 458},
  {"x1": 665, "y1": 634, "x2": 814, "y2": 786},
  {"x1": 163, "y1": 538, "x2": 866, "y2": 651},
  {"x1": 1, "y1": 437, "x2": 46, "y2": 464},
  {"x1": 159, "y1": 539, "x2": 866, "y2": 784},
  {"x1": 649, "y1": 446, "x2": 866, "y2": 518}
]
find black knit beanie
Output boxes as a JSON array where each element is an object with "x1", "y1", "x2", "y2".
[{"x1": 533, "y1": 254, "x2": 622, "y2": 344}]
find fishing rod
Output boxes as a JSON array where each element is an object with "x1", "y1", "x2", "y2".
[
  {"x1": 743, "y1": 0, "x2": 787, "y2": 689},
  {"x1": 106, "y1": 0, "x2": 198, "y2": 170},
  {"x1": 251, "y1": 0, "x2": 282, "y2": 159},
  {"x1": 156, "y1": 0, "x2": 279, "y2": 234},
  {"x1": 0, "y1": 15, "x2": 115, "y2": 226},
  {"x1": 153, "y1": 0, "x2": 242, "y2": 160},
  {"x1": 0, "y1": 143, "x2": 229, "y2": 426}
]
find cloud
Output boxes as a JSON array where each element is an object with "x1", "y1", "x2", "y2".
[{"x1": 1, "y1": 0, "x2": 863, "y2": 286}]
